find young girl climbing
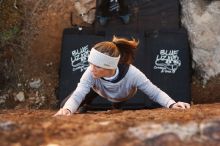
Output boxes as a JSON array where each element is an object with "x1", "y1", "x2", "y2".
[{"x1": 54, "y1": 36, "x2": 190, "y2": 116}]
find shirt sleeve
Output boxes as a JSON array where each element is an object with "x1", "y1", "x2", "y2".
[
  {"x1": 132, "y1": 67, "x2": 176, "y2": 108},
  {"x1": 63, "y1": 67, "x2": 94, "y2": 113}
]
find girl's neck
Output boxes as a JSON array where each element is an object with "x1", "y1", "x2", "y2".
[{"x1": 103, "y1": 67, "x2": 119, "y2": 81}]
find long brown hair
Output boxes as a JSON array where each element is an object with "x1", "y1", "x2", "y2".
[{"x1": 93, "y1": 36, "x2": 139, "y2": 64}]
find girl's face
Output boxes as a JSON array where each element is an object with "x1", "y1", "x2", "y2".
[{"x1": 89, "y1": 64, "x2": 115, "y2": 79}]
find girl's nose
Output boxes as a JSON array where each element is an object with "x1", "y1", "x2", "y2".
[{"x1": 90, "y1": 64, "x2": 96, "y2": 72}]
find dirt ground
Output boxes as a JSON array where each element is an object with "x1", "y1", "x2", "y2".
[
  {"x1": 0, "y1": 103, "x2": 220, "y2": 146},
  {"x1": 0, "y1": 1, "x2": 220, "y2": 146}
]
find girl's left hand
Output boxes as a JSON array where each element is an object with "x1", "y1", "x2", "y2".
[{"x1": 171, "y1": 102, "x2": 190, "y2": 109}]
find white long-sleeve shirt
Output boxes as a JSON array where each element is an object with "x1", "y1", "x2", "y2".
[{"x1": 64, "y1": 64, "x2": 176, "y2": 113}]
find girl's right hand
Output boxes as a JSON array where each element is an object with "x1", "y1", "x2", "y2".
[{"x1": 53, "y1": 108, "x2": 71, "y2": 116}]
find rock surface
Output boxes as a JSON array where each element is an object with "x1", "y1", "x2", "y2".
[
  {"x1": 1, "y1": 103, "x2": 220, "y2": 146},
  {"x1": 181, "y1": 0, "x2": 220, "y2": 83}
]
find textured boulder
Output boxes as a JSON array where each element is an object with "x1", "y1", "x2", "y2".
[
  {"x1": 181, "y1": 0, "x2": 220, "y2": 83},
  {"x1": 74, "y1": 0, "x2": 96, "y2": 24}
]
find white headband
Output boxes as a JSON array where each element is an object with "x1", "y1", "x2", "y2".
[{"x1": 88, "y1": 48, "x2": 120, "y2": 69}]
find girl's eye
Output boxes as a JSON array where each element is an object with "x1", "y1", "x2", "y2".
[{"x1": 90, "y1": 63, "x2": 101, "y2": 69}]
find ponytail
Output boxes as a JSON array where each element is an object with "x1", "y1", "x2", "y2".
[
  {"x1": 92, "y1": 36, "x2": 139, "y2": 66},
  {"x1": 112, "y1": 36, "x2": 139, "y2": 64}
]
